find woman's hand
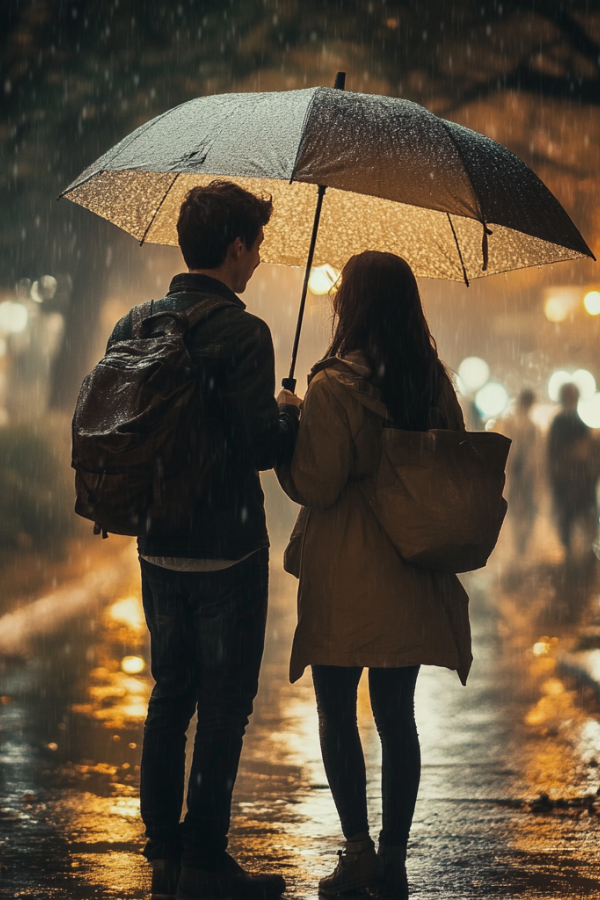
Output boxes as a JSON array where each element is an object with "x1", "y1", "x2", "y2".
[{"x1": 277, "y1": 388, "x2": 303, "y2": 408}]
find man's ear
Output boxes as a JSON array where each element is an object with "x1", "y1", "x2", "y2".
[{"x1": 230, "y1": 236, "x2": 245, "y2": 260}]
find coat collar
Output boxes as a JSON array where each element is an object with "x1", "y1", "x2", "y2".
[{"x1": 168, "y1": 273, "x2": 246, "y2": 308}]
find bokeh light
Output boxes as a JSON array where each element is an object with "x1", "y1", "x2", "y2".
[
  {"x1": 548, "y1": 370, "x2": 573, "y2": 402},
  {"x1": 454, "y1": 374, "x2": 467, "y2": 396},
  {"x1": 584, "y1": 291, "x2": 600, "y2": 316},
  {"x1": 30, "y1": 275, "x2": 57, "y2": 304},
  {"x1": 544, "y1": 296, "x2": 570, "y2": 322},
  {"x1": 572, "y1": 369, "x2": 596, "y2": 401},
  {"x1": 308, "y1": 264, "x2": 340, "y2": 295},
  {"x1": 108, "y1": 597, "x2": 145, "y2": 631},
  {"x1": 548, "y1": 369, "x2": 596, "y2": 402},
  {"x1": 475, "y1": 381, "x2": 509, "y2": 419},
  {"x1": 458, "y1": 356, "x2": 490, "y2": 393},
  {"x1": 578, "y1": 393, "x2": 600, "y2": 428},
  {"x1": 0, "y1": 301, "x2": 28, "y2": 334},
  {"x1": 120, "y1": 656, "x2": 145, "y2": 675},
  {"x1": 543, "y1": 287, "x2": 579, "y2": 323}
]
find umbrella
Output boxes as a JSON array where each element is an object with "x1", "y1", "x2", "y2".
[{"x1": 61, "y1": 73, "x2": 594, "y2": 388}]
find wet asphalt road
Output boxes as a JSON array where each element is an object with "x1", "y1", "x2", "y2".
[{"x1": 2, "y1": 515, "x2": 600, "y2": 898}]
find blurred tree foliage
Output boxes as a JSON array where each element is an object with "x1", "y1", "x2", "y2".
[{"x1": 1, "y1": 0, "x2": 599, "y2": 408}]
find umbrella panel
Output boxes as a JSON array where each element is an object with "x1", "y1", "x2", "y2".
[{"x1": 67, "y1": 171, "x2": 586, "y2": 282}]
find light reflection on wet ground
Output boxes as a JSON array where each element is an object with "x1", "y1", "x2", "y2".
[{"x1": 2, "y1": 532, "x2": 600, "y2": 897}]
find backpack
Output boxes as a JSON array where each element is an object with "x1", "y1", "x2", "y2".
[
  {"x1": 361, "y1": 422, "x2": 511, "y2": 573},
  {"x1": 72, "y1": 294, "x2": 233, "y2": 537}
]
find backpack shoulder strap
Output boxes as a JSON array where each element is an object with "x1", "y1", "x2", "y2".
[
  {"x1": 184, "y1": 295, "x2": 237, "y2": 330},
  {"x1": 131, "y1": 300, "x2": 154, "y2": 338},
  {"x1": 127, "y1": 294, "x2": 235, "y2": 339}
]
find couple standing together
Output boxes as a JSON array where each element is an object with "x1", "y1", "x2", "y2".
[{"x1": 113, "y1": 181, "x2": 472, "y2": 900}]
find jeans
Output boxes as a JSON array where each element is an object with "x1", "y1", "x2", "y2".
[
  {"x1": 312, "y1": 664, "x2": 420, "y2": 847},
  {"x1": 139, "y1": 549, "x2": 268, "y2": 866}
]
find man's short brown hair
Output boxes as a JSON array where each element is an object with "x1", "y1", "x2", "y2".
[{"x1": 177, "y1": 180, "x2": 273, "y2": 270}]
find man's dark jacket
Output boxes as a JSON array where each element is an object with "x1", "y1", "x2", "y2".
[
  {"x1": 547, "y1": 408, "x2": 595, "y2": 505},
  {"x1": 108, "y1": 273, "x2": 299, "y2": 560}
]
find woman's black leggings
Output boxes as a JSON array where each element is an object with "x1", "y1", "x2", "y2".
[{"x1": 311, "y1": 664, "x2": 420, "y2": 847}]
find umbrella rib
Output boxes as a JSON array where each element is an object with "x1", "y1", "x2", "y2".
[
  {"x1": 447, "y1": 214, "x2": 470, "y2": 287},
  {"x1": 289, "y1": 89, "x2": 320, "y2": 183},
  {"x1": 139, "y1": 173, "x2": 181, "y2": 246}
]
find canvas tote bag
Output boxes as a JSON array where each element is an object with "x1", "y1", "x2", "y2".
[{"x1": 362, "y1": 423, "x2": 511, "y2": 573}]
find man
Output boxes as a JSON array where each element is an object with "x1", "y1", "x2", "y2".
[
  {"x1": 503, "y1": 388, "x2": 540, "y2": 555},
  {"x1": 107, "y1": 181, "x2": 301, "y2": 900},
  {"x1": 547, "y1": 382, "x2": 598, "y2": 556}
]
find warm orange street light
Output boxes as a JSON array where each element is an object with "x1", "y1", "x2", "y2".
[{"x1": 583, "y1": 290, "x2": 600, "y2": 316}]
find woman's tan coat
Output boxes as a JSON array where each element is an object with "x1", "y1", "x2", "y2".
[{"x1": 277, "y1": 354, "x2": 472, "y2": 686}]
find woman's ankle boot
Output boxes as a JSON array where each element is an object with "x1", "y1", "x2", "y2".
[
  {"x1": 319, "y1": 836, "x2": 383, "y2": 895},
  {"x1": 377, "y1": 844, "x2": 408, "y2": 900}
]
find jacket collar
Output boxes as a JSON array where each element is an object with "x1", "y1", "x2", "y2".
[{"x1": 168, "y1": 273, "x2": 246, "y2": 309}]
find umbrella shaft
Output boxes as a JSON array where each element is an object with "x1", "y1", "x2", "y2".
[{"x1": 286, "y1": 183, "x2": 327, "y2": 387}]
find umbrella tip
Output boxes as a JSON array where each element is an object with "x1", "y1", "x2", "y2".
[{"x1": 334, "y1": 72, "x2": 346, "y2": 90}]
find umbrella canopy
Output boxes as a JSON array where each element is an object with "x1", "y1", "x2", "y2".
[{"x1": 61, "y1": 86, "x2": 593, "y2": 284}]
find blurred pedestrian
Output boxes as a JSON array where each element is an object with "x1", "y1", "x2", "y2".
[
  {"x1": 502, "y1": 389, "x2": 540, "y2": 554},
  {"x1": 277, "y1": 251, "x2": 472, "y2": 900},
  {"x1": 106, "y1": 182, "x2": 300, "y2": 900},
  {"x1": 547, "y1": 382, "x2": 598, "y2": 555}
]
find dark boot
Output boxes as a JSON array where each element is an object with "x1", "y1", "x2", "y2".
[
  {"x1": 151, "y1": 858, "x2": 181, "y2": 900},
  {"x1": 377, "y1": 845, "x2": 408, "y2": 900},
  {"x1": 176, "y1": 852, "x2": 286, "y2": 900}
]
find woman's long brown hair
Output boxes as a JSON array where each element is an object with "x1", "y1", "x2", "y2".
[{"x1": 325, "y1": 251, "x2": 443, "y2": 430}]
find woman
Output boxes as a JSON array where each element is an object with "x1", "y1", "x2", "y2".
[{"x1": 277, "y1": 251, "x2": 472, "y2": 899}]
